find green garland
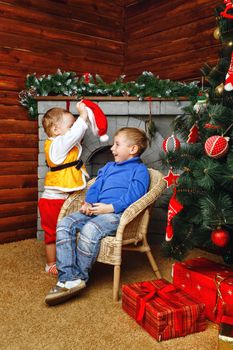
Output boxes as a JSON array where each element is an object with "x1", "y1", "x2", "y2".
[{"x1": 19, "y1": 69, "x2": 200, "y2": 119}]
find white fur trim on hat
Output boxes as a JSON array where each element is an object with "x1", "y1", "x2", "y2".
[
  {"x1": 99, "y1": 134, "x2": 109, "y2": 142},
  {"x1": 86, "y1": 107, "x2": 98, "y2": 136}
]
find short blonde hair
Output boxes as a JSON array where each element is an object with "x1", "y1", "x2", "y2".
[
  {"x1": 42, "y1": 108, "x2": 69, "y2": 137},
  {"x1": 114, "y1": 127, "x2": 148, "y2": 156}
]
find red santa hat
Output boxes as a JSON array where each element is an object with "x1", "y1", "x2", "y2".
[{"x1": 82, "y1": 99, "x2": 109, "y2": 142}]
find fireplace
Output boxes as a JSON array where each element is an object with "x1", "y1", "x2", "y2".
[
  {"x1": 86, "y1": 146, "x2": 113, "y2": 177},
  {"x1": 37, "y1": 97, "x2": 189, "y2": 242}
]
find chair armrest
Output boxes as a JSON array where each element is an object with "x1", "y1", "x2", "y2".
[
  {"x1": 57, "y1": 177, "x2": 96, "y2": 222},
  {"x1": 85, "y1": 177, "x2": 96, "y2": 189}
]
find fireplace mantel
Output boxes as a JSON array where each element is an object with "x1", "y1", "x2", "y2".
[
  {"x1": 37, "y1": 97, "x2": 190, "y2": 240},
  {"x1": 35, "y1": 96, "x2": 189, "y2": 101}
]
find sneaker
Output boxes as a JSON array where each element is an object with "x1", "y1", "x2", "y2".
[{"x1": 45, "y1": 279, "x2": 86, "y2": 306}]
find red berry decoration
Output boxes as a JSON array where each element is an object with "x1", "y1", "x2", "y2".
[
  {"x1": 163, "y1": 135, "x2": 180, "y2": 153},
  {"x1": 204, "y1": 135, "x2": 229, "y2": 159},
  {"x1": 211, "y1": 228, "x2": 230, "y2": 247}
]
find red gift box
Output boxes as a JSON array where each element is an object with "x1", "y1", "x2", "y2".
[
  {"x1": 122, "y1": 278, "x2": 206, "y2": 341},
  {"x1": 173, "y1": 257, "x2": 233, "y2": 324}
]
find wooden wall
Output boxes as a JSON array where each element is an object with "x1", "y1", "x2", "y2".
[
  {"x1": 0, "y1": 0, "x2": 124, "y2": 243},
  {"x1": 124, "y1": 0, "x2": 221, "y2": 81},
  {"x1": 0, "y1": 0, "x2": 221, "y2": 243}
]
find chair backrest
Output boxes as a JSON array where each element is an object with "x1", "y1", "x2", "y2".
[{"x1": 116, "y1": 169, "x2": 166, "y2": 244}]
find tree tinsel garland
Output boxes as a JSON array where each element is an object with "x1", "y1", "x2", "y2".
[{"x1": 19, "y1": 69, "x2": 200, "y2": 119}]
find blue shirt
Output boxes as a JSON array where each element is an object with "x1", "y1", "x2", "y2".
[{"x1": 85, "y1": 157, "x2": 150, "y2": 213}]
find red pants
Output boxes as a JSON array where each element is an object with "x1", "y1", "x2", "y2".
[{"x1": 38, "y1": 198, "x2": 65, "y2": 244}]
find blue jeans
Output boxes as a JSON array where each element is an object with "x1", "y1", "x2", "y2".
[{"x1": 56, "y1": 212, "x2": 122, "y2": 283}]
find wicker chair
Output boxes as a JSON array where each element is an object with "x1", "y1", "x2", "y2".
[{"x1": 58, "y1": 168, "x2": 166, "y2": 301}]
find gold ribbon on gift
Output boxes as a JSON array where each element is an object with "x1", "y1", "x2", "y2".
[{"x1": 213, "y1": 274, "x2": 228, "y2": 323}]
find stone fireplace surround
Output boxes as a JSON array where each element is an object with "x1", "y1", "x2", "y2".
[{"x1": 37, "y1": 97, "x2": 189, "y2": 241}]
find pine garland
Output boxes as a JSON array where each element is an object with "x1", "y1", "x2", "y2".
[{"x1": 19, "y1": 69, "x2": 200, "y2": 119}]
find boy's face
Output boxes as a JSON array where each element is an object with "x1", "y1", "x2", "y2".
[
  {"x1": 111, "y1": 133, "x2": 138, "y2": 163},
  {"x1": 54, "y1": 113, "x2": 75, "y2": 136}
]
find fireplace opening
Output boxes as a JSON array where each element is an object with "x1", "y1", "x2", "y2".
[{"x1": 85, "y1": 146, "x2": 113, "y2": 178}]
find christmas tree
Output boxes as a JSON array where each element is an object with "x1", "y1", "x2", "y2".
[{"x1": 162, "y1": 1, "x2": 233, "y2": 264}]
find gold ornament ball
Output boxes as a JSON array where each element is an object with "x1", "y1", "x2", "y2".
[
  {"x1": 215, "y1": 83, "x2": 224, "y2": 95},
  {"x1": 213, "y1": 27, "x2": 220, "y2": 40}
]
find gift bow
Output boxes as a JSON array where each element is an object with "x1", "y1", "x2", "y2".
[{"x1": 136, "y1": 281, "x2": 180, "y2": 325}]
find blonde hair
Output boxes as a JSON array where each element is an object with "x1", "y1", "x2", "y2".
[
  {"x1": 42, "y1": 108, "x2": 70, "y2": 137},
  {"x1": 114, "y1": 127, "x2": 148, "y2": 156}
]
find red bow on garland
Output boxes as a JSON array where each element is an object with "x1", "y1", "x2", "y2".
[{"x1": 83, "y1": 72, "x2": 91, "y2": 84}]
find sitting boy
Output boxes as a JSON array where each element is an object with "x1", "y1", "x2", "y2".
[{"x1": 45, "y1": 127, "x2": 150, "y2": 305}]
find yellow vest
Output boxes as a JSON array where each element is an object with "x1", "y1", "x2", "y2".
[{"x1": 44, "y1": 139, "x2": 88, "y2": 192}]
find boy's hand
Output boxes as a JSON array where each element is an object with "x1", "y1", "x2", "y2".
[
  {"x1": 76, "y1": 101, "x2": 88, "y2": 122},
  {"x1": 79, "y1": 202, "x2": 93, "y2": 216},
  {"x1": 89, "y1": 203, "x2": 114, "y2": 215}
]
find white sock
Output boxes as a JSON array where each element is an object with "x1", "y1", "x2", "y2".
[
  {"x1": 45, "y1": 263, "x2": 56, "y2": 272},
  {"x1": 57, "y1": 279, "x2": 82, "y2": 289}
]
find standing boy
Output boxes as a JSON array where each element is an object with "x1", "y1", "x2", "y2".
[{"x1": 39, "y1": 102, "x2": 89, "y2": 275}]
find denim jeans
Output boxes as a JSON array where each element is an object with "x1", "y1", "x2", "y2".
[{"x1": 56, "y1": 212, "x2": 122, "y2": 283}]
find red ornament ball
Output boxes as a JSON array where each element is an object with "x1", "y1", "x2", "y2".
[
  {"x1": 163, "y1": 135, "x2": 180, "y2": 153},
  {"x1": 204, "y1": 135, "x2": 229, "y2": 159},
  {"x1": 211, "y1": 228, "x2": 230, "y2": 247}
]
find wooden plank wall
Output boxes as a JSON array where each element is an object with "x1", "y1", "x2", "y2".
[
  {"x1": 0, "y1": 0, "x2": 124, "y2": 243},
  {"x1": 0, "y1": 0, "x2": 222, "y2": 243},
  {"x1": 124, "y1": 0, "x2": 221, "y2": 81}
]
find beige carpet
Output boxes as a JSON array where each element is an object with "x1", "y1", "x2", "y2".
[{"x1": 0, "y1": 239, "x2": 224, "y2": 350}]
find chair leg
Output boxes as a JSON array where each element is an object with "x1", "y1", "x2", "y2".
[
  {"x1": 113, "y1": 265, "x2": 121, "y2": 302},
  {"x1": 146, "y1": 250, "x2": 161, "y2": 279}
]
